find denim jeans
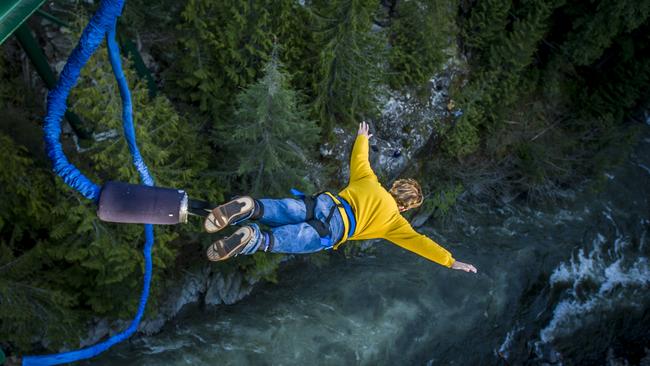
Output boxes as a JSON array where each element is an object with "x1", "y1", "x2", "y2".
[{"x1": 244, "y1": 194, "x2": 345, "y2": 254}]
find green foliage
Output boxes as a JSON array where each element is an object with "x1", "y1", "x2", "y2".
[
  {"x1": 176, "y1": 0, "x2": 311, "y2": 123},
  {"x1": 312, "y1": 0, "x2": 387, "y2": 133},
  {"x1": 559, "y1": 0, "x2": 650, "y2": 66},
  {"x1": 425, "y1": 184, "x2": 464, "y2": 218},
  {"x1": 388, "y1": 0, "x2": 457, "y2": 89},
  {"x1": 0, "y1": 48, "x2": 36, "y2": 111},
  {"x1": 237, "y1": 252, "x2": 285, "y2": 284},
  {"x1": 0, "y1": 55, "x2": 10, "y2": 107},
  {"x1": 440, "y1": 108, "x2": 480, "y2": 158},
  {"x1": 341, "y1": 240, "x2": 376, "y2": 258},
  {"x1": 514, "y1": 142, "x2": 549, "y2": 185},
  {"x1": 447, "y1": 0, "x2": 649, "y2": 199},
  {"x1": 560, "y1": 28, "x2": 650, "y2": 178},
  {"x1": 0, "y1": 243, "x2": 81, "y2": 352},
  {"x1": 218, "y1": 54, "x2": 319, "y2": 196},
  {"x1": 458, "y1": 0, "x2": 563, "y2": 132},
  {"x1": 463, "y1": 0, "x2": 511, "y2": 53},
  {"x1": 0, "y1": 135, "x2": 81, "y2": 351}
]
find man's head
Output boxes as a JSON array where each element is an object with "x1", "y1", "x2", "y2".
[{"x1": 389, "y1": 178, "x2": 423, "y2": 212}]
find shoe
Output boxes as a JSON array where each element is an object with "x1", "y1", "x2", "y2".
[
  {"x1": 206, "y1": 225, "x2": 257, "y2": 261},
  {"x1": 204, "y1": 196, "x2": 256, "y2": 233}
]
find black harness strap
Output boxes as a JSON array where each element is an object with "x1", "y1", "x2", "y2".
[
  {"x1": 303, "y1": 195, "x2": 316, "y2": 221},
  {"x1": 302, "y1": 193, "x2": 340, "y2": 239},
  {"x1": 188, "y1": 198, "x2": 217, "y2": 217}
]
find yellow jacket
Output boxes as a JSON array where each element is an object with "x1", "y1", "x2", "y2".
[{"x1": 338, "y1": 135, "x2": 455, "y2": 268}]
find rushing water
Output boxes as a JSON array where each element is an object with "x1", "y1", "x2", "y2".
[{"x1": 92, "y1": 125, "x2": 650, "y2": 366}]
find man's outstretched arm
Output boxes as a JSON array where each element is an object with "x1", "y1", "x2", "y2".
[
  {"x1": 387, "y1": 218, "x2": 477, "y2": 273},
  {"x1": 349, "y1": 122, "x2": 376, "y2": 182}
]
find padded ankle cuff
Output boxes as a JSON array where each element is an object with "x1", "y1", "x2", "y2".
[
  {"x1": 241, "y1": 224, "x2": 262, "y2": 255},
  {"x1": 251, "y1": 199, "x2": 264, "y2": 220}
]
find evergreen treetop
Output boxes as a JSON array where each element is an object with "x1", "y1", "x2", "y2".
[
  {"x1": 312, "y1": 0, "x2": 387, "y2": 134},
  {"x1": 218, "y1": 49, "x2": 319, "y2": 196}
]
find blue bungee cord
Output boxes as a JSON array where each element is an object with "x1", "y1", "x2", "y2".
[{"x1": 23, "y1": 0, "x2": 155, "y2": 364}]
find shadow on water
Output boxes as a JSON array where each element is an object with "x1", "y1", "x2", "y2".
[{"x1": 91, "y1": 125, "x2": 650, "y2": 366}]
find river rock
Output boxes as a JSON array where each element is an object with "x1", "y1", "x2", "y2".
[
  {"x1": 319, "y1": 56, "x2": 464, "y2": 184},
  {"x1": 78, "y1": 319, "x2": 110, "y2": 348},
  {"x1": 168, "y1": 267, "x2": 210, "y2": 314},
  {"x1": 205, "y1": 271, "x2": 255, "y2": 305}
]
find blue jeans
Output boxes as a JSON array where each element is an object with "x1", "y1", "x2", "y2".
[{"x1": 244, "y1": 194, "x2": 345, "y2": 254}]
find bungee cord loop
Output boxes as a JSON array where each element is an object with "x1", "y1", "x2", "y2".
[{"x1": 24, "y1": 0, "x2": 156, "y2": 364}]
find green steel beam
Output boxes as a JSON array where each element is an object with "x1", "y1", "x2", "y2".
[
  {"x1": 14, "y1": 23, "x2": 55, "y2": 86},
  {"x1": 120, "y1": 35, "x2": 158, "y2": 97},
  {"x1": 35, "y1": 9, "x2": 69, "y2": 28},
  {"x1": 14, "y1": 23, "x2": 92, "y2": 139},
  {"x1": 0, "y1": 0, "x2": 46, "y2": 45}
]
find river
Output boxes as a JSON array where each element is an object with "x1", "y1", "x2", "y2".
[{"x1": 91, "y1": 124, "x2": 650, "y2": 365}]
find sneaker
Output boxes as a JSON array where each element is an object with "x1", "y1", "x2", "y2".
[
  {"x1": 203, "y1": 196, "x2": 256, "y2": 233},
  {"x1": 206, "y1": 225, "x2": 258, "y2": 261}
]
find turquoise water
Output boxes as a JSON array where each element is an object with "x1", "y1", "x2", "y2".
[{"x1": 91, "y1": 126, "x2": 650, "y2": 365}]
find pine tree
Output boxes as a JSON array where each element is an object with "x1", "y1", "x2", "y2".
[
  {"x1": 463, "y1": 0, "x2": 512, "y2": 57},
  {"x1": 388, "y1": 0, "x2": 457, "y2": 89},
  {"x1": 176, "y1": 0, "x2": 311, "y2": 124},
  {"x1": 559, "y1": 0, "x2": 650, "y2": 66},
  {"x1": 312, "y1": 0, "x2": 387, "y2": 134},
  {"x1": 446, "y1": 0, "x2": 565, "y2": 160},
  {"x1": 0, "y1": 134, "x2": 82, "y2": 351},
  {"x1": 217, "y1": 50, "x2": 319, "y2": 196}
]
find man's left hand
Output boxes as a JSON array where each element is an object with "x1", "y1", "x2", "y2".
[
  {"x1": 451, "y1": 260, "x2": 477, "y2": 273},
  {"x1": 357, "y1": 121, "x2": 373, "y2": 139}
]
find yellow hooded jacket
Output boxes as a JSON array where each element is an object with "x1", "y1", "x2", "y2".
[{"x1": 337, "y1": 135, "x2": 455, "y2": 268}]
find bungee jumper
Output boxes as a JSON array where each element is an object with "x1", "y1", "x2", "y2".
[
  {"x1": 202, "y1": 122, "x2": 478, "y2": 273},
  {"x1": 96, "y1": 123, "x2": 477, "y2": 272}
]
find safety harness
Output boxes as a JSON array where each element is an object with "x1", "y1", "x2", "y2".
[{"x1": 290, "y1": 189, "x2": 356, "y2": 249}]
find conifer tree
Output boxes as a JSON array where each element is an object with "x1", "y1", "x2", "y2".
[
  {"x1": 388, "y1": 0, "x2": 457, "y2": 89},
  {"x1": 312, "y1": 0, "x2": 387, "y2": 134},
  {"x1": 0, "y1": 134, "x2": 81, "y2": 351},
  {"x1": 446, "y1": 0, "x2": 564, "y2": 160},
  {"x1": 559, "y1": 0, "x2": 650, "y2": 66},
  {"x1": 463, "y1": 0, "x2": 511, "y2": 57},
  {"x1": 217, "y1": 49, "x2": 319, "y2": 196},
  {"x1": 177, "y1": 0, "x2": 311, "y2": 123}
]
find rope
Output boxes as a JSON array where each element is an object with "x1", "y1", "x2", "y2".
[{"x1": 23, "y1": 0, "x2": 155, "y2": 364}]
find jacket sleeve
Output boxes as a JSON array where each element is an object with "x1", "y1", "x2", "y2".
[
  {"x1": 349, "y1": 135, "x2": 376, "y2": 182},
  {"x1": 385, "y1": 217, "x2": 455, "y2": 268}
]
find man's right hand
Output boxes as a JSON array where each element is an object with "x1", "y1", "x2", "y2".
[
  {"x1": 357, "y1": 121, "x2": 373, "y2": 139},
  {"x1": 451, "y1": 260, "x2": 478, "y2": 273}
]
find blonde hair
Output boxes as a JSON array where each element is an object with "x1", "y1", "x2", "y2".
[{"x1": 389, "y1": 178, "x2": 423, "y2": 211}]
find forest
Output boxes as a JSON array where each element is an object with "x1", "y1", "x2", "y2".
[{"x1": 1, "y1": 0, "x2": 648, "y2": 356}]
